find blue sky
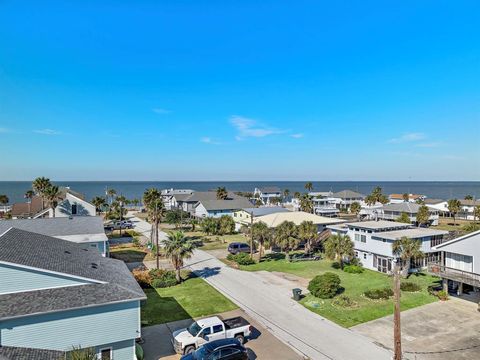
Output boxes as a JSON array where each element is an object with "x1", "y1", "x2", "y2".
[{"x1": 1, "y1": 0, "x2": 479, "y2": 181}]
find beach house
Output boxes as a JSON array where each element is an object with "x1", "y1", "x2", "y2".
[
  {"x1": 330, "y1": 190, "x2": 366, "y2": 211},
  {"x1": 253, "y1": 186, "x2": 282, "y2": 205},
  {"x1": 379, "y1": 202, "x2": 440, "y2": 225}
]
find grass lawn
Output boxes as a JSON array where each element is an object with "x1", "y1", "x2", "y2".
[
  {"x1": 141, "y1": 276, "x2": 238, "y2": 325},
  {"x1": 110, "y1": 243, "x2": 156, "y2": 262},
  {"x1": 200, "y1": 233, "x2": 247, "y2": 250},
  {"x1": 240, "y1": 257, "x2": 440, "y2": 328}
]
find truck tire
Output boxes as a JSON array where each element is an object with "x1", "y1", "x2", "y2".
[
  {"x1": 234, "y1": 334, "x2": 245, "y2": 345},
  {"x1": 184, "y1": 346, "x2": 195, "y2": 355}
]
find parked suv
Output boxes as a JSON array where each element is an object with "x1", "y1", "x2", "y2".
[
  {"x1": 180, "y1": 338, "x2": 248, "y2": 360},
  {"x1": 227, "y1": 242, "x2": 251, "y2": 255}
]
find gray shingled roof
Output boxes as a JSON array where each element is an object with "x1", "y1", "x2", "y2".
[
  {"x1": 176, "y1": 191, "x2": 241, "y2": 203},
  {"x1": 423, "y1": 198, "x2": 445, "y2": 205},
  {"x1": 0, "y1": 346, "x2": 64, "y2": 360},
  {"x1": 258, "y1": 186, "x2": 281, "y2": 193},
  {"x1": 0, "y1": 216, "x2": 105, "y2": 237},
  {"x1": 197, "y1": 198, "x2": 253, "y2": 211},
  {"x1": 331, "y1": 190, "x2": 365, "y2": 199},
  {"x1": 0, "y1": 228, "x2": 145, "y2": 320},
  {"x1": 382, "y1": 202, "x2": 430, "y2": 213},
  {"x1": 242, "y1": 207, "x2": 290, "y2": 217}
]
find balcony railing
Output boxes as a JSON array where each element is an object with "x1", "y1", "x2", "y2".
[{"x1": 427, "y1": 262, "x2": 480, "y2": 287}]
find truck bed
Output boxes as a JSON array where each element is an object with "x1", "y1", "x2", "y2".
[{"x1": 223, "y1": 316, "x2": 250, "y2": 330}]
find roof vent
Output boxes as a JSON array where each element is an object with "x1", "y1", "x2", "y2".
[
  {"x1": 91, "y1": 263, "x2": 98, "y2": 269},
  {"x1": 82, "y1": 248, "x2": 88, "y2": 251},
  {"x1": 64, "y1": 250, "x2": 71, "y2": 254}
]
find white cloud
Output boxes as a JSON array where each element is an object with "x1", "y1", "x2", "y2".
[
  {"x1": 152, "y1": 108, "x2": 171, "y2": 114},
  {"x1": 34, "y1": 129, "x2": 62, "y2": 136},
  {"x1": 388, "y1": 132, "x2": 425, "y2": 143},
  {"x1": 291, "y1": 133, "x2": 304, "y2": 139},
  {"x1": 200, "y1": 137, "x2": 222, "y2": 145},
  {"x1": 229, "y1": 115, "x2": 284, "y2": 140}
]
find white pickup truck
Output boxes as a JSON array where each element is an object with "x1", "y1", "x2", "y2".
[{"x1": 172, "y1": 316, "x2": 252, "y2": 355}]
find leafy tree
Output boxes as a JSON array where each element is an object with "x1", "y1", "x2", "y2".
[
  {"x1": 416, "y1": 205, "x2": 430, "y2": 226},
  {"x1": 0, "y1": 194, "x2": 9, "y2": 205},
  {"x1": 274, "y1": 221, "x2": 299, "y2": 261},
  {"x1": 304, "y1": 182, "x2": 313, "y2": 192},
  {"x1": 298, "y1": 221, "x2": 319, "y2": 254},
  {"x1": 447, "y1": 199, "x2": 462, "y2": 225},
  {"x1": 251, "y1": 221, "x2": 271, "y2": 259},
  {"x1": 300, "y1": 194, "x2": 313, "y2": 213},
  {"x1": 44, "y1": 185, "x2": 61, "y2": 217},
  {"x1": 162, "y1": 231, "x2": 197, "y2": 283},
  {"x1": 396, "y1": 212, "x2": 411, "y2": 224},
  {"x1": 308, "y1": 272, "x2": 341, "y2": 299},
  {"x1": 324, "y1": 234, "x2": 354, "y2": 269},
  {"x1": 350, "y1": 201, "x2": 361, "y2": 219},
  {"x1": 91, "y1": 196, "x2": 106, "y2": 215},
  {"x1": 218, "y1": 215, "x2": 235, "y2": 235},
  {"x1": 465, "y1": 195, "x2": 474, "y2": 200},
  {"x1": 392, "y1": 236, "x2": 424, "y2": 278},
  {"x1": 402, "y1": 193, "x2": 410, "y2": 202},
  {"x1": 32, "y1": 176, "x2": 51, "y2": 209},
  {"x1": 216, "y1": 186, "x2": 228, "y2": 200},
  {"x1": 143, "y1": 188, "x2": 165, "y2": 268},
  {"x1": 165, "y1": 209, "x2": 189, "y2": 228}
]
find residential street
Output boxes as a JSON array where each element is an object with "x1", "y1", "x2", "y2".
[{"x1": 185, "y1": 250, "x2": 392, "y2": 360}]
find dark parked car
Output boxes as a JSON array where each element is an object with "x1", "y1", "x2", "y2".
[
  {"x1": 227, "y1": 242, "x2": 251, "y2": 255},
  {"x1": 180, "y1": 338, "x2": 248, "y2": 360}
]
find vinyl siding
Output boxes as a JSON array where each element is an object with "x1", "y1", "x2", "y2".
[
  {"x1": 0, "y1": 300, "x2": 140, "y2": 352},
  {"x1": 0, "y1": 263, "x2": 93, "y2": 294},
  {"x1": 96, "y1": 339, "x2": 135, "y2": 360}
]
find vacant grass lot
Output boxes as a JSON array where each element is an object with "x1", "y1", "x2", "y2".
[
  {"x1": 110, "y1": 243, "x2": 156, "y2": 262},
  {"x1": 240, "y1": 258, "x2": 440, "y2": 328},
  {"x1": 141, "y1": 276, "x2": 238, "y2": 325}
]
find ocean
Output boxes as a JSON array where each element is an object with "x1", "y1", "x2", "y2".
[{"x1": 0, "y1": 181, "x2": 479, "y2": 204}]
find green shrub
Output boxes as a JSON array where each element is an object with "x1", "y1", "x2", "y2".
[
  {"x1": 343, "y1": 265, "x2": 364, "y2": 274},
  {"x1": 227, "y1": 252, "x2": 255, "y2": 265},
  {"x1": 132, "y1": 236, "x2": 140, "y2": 247},
  {"x1": 349, "y1": 257, "x2": 363, "y2": 267},
  {"x1": 364, "y1": 287, "x2": 393, "y2": 300},
  {"x1": 437, "y1": 290, "x2": 449, "y2": 301},
  {"x1": 332, "y1": 295, "x2": 358, "y2": 308},
  {"x1": 308, "y1": 272, "x2": 341, "y2": 299},
  {"x1": 132, "y1": 268, "x2": 151, "y2": 288},
  {"x1": 400, "y1": 282, "x2": 421, "y2": 292},
  {"x1": 331, "y1": 262, "x2": 341, "y2": 269},
  {"x1": 149, "y1": 269, "x2": 177, "y2": 288},
  {"x1": 427, "y1": 285, "x2": 449, "y2": 300}
]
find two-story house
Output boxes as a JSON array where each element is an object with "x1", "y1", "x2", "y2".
[
  {"x1": 194, "y1": 198, "x2": 253, "y2": 218},
  {"x1": 379, "y1": 202, "x2": 440, "y2": 225},
  {"x1": 253, "y1": 187, "x2": 282, "y2": 205},
  {"x1": 330, "y1": 190, "x2": 365, "y2": 211},
  {"x1": 0, "y1": 228, "x2": 145, "y2": 360},
  {"x1": 233, "y1": 206, "x2": 290, "y2": 229}
]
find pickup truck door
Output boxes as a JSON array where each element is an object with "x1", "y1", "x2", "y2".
[
  {"x1": 206, "y1": 324, "x2": 225, "y2": 342},
  {"x1": 197, "y1": 327, "x2": 210, "y2": 346}
]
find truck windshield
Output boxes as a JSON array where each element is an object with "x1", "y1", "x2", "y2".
[{"x1": 188, "y1": 322, "x2": 202, "y2": 336}]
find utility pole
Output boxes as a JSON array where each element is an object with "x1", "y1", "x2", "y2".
[
  {"x1": 393, "y1": 259, "x2": 402, "y2": 360},
  {"x1": 250, "y1": 210, "x2": 254, "y2": 260},
  {"x1": 155, "y1": 200, "x2": 160, "y2": 269}
]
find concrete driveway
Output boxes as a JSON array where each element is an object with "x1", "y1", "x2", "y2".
[
  {"x1": 140, "y1": 309, "x2": 302, "y2": 360},
  {"x1": 352, "y1": 298, "x2": 480, "y2": 359},
  {"x1": 185, "y1": 250, "x2": 391, "y2": 360}
]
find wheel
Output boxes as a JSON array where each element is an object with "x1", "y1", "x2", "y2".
[
  {"x1": 234, "y1": 334, "x2": 245, "y2": 345},
  {"x1": 184, "y1": 346, "x2": 195, "y2": 355}
]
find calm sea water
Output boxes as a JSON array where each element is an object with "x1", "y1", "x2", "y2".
[{"x1": 0, "y1": 181, "x2": 479, "y2": 204}]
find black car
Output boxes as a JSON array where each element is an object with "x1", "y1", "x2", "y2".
[
  {"x1": 227, "y1": 242, "x2": 251, "y2": 255},
  {"x1": 180, "y1": 339, "x2": 248, "y2": 360}
]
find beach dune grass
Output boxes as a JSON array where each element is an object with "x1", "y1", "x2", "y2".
[{"x1": 240, "y1": 258, "x2": 439, "y2": 328}]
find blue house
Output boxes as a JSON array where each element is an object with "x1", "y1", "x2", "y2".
[{"x1": 0, "y1": 228, "x2": 145, "y2": 360}]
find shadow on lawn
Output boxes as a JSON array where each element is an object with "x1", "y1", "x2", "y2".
[
  {"x1": 141, "y1": 287, "x2": 192, "y2": 326},
  {"x1": 260, "y1": 253, "x2": 285, "y2": 262}
]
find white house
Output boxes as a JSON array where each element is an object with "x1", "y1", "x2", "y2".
[
  {"x1": 388, "y1": 193, "x2": 426, "y2": 204},
  {"x1": 194, "y1": 198, "x2": 253, "y2": 218},
  {"x1": 429, "y1": 230, "x2": 480, "y2": 296},
  {"x1": 330, "y1": 190, "x2": 365, "y2": 211},
  {"x1": 161, "y1": 189, "x2": 194, "y2": 210},
  {"x1": 379, "y1": 202, "x2": 440, "y2": 226},
  {"x1": 253, "y1": 186, "x2": 282, "y2": 205},
  {"x1": 311, "y1": 197, "x2": 339, "y2": 217},
  {"x1": 328, "y1": 220, "x2": 448, "y2": 273},
  {"x1": 423, "y1": 199, "x2": 449, "y2": 215},
  {"x1": 458, "y1": 199, "x2": 480, "y2": 221}
]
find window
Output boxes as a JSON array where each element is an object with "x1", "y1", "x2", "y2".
[
  {"x1": 100, "y1": 348, "x2": 112, "y2": 360},
  {"x1": 212, "y1": 325, "x2": 223, "y2": 333},
  {"x1": 71, "y1": 204, "x2": 77, "y2": 215},
  {"x1": 360, "y1": 235, "x2": 366, "y2": 243},
  {"x1": 202, "y1": 327, "x2": 212, "y2": 336}
]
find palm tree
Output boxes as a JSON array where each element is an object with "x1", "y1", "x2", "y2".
[
  {"x1": 300, "y1": 194, "x2": 313, "y2": 213},
  {"x1": 162, "y1": 231, "x2": 197, "y2": 283},
  {"x1": 216, "y1": 187, "x2": 228, "y2": 200},
  {"x1": 106, "y1": 188, "x2": 117, "y2": 205},
  {"x1": 465, "y1": 195, "x2": 474, "y2": 200},
  {"x1": 274, "y1": 221, "x2": 298, "y2": 261},
  {"x1": 365, "y1": 186, "x2": 388, "y2": 206},
  {"x1": 350, "y1": 201, "x2": 361, "y2": 220},
  {"x1": 396, "y1": 212, "x2": 411, "y2": 224},
  {"x1": 324, "y1": 234, "x2": 354, "y2": 269},
  {"x1": 474, "y1": 206, "x2": 480, "y2": 224},
  {"x1": 44, "y1": 185, "x2": 61, "y2": 217},
  {"x1": 91, "y1": 196, "x2": 106, "y2": 216},
  {"x1": 304, "y1": 182, "x2": 313, "y2": 192},
  {"x1": 402, "y1": 193, "x2": 410, "y2": 202},
  {"x1": 251, "y1": 221, "x2": 271, "y2": 259},
  {"x1": 391, "y1": 237, "x2": 424, "y2": 360},
  {"x1": 0, "y1": 194, "x2": 9, "y2": 206},
  {"x1": 416, "y1": 205, "x2": 430, "y2": 226},
  {"x1": 447, "y1": 199, "x2": 462, "y2": 225},
  {"x1": 298, "y1": 221, "x2": 318, "y2": 254},
  {"x1": 283, "y1": 189, "x2": 290, "y2": 200},
  {"x1": 293, "y1": 191, "x2": 301, "y2": 199},
  {"x1": 32, "y1": 177, "x2": 51, "y2": 209}
]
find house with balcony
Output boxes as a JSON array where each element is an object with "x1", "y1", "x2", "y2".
[
  {"x1": 328, "y1": 220, "x2": 448, "y2": 273},
  {"x1": 330, "y1": 190, "x2": 365, "y2": 211},
  {"x1": 423, "y1": 198, "x2": 449, "y2": 215},
  {"x1": 233, "y1": 206, "x2": 290, "y2": 228},
  {"x1": 161, "y1": 188, "x2": 194, "y2": 210},
  {"x1": 458, "y1": 199, "x2": 480, "y2": 221},
  {"x1": 253, "y1": 186, "x2": 282, "y2": 205},
  {"x1": 173, "y1": 191, "x2": 247, "y2": 215},
  {"x1": 379, "y1": 202, "x2": 440, "y2": 225},
  {"x1": 194, "y1": 197, "x2": 253, "y2": 218},
  {"x1": 0, "y1": 228, "x2": 145, "y2": 360},
  {"x1": 388, "y1": 193, "x2": 426, "y2": 204},
  {"x1": 312, "y1": 196, "x2": 339, "y2": 217},
  {"x1": 429, "y1": 230, "x2": 480, "y2": 296}
]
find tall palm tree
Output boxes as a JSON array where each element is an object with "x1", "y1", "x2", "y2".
[
  {"x1": 0, "y1": 194, "x2": 9, "y2": 206},
  {"x1": 304, "y1": 182, "x2": 313, "y2": 192},
  {"x1": 216, "y1": 187, "x2": 228, "y2": 200},
  {"x1": 447, "y1": 199, "x2": 461, "y2": 225},
  {"x1": 283, "y1": 189, "x2": 290, "y2": 200},
  {"x1": 391, "y1": 237, "x2": 424, "y2": 360},
  {"x1": 106, "y1": 188, "x2": 117, "y2": 205},
  {"x1": 298, "y1": 221, "x2": 319, "y2": 254},
  {"x1": 324, "y1": 234, "x2": 354, "y2": 269},
  {"x1": 162, "y1": 231, "x2": 198, "y2": 283},
  {"x1": 293, "y1": 191, "x2": 301, "y2": 199},
  {"x1": 32, "y1": 177, "x2": 51, "y2": 209},
  {"x1": 91, "y1": 196, "x2": 106, "y2": 216},
  {"x1": 143, "y1": 188, "x2": 165, "y2": 269},
  {"x1": 365, "y1": 186, "x2": 389, "y2": 206},
  {"x1": 274, "y1": 221, "x2": 298, "y2": 261},
  {"x1": 251, "y1": 221, "x2": 271, "y2": 259},
  {"x1": 416, "y1": 205, "x2": 430, "y2": 226},
  {"x1": 44, "y1": 185, "x2": 61, "y2": 218},
  {"x1": 300, "y1": 194, "x2": 313, "y2": 213},
  {"x1": 350, "y1": 201, "x2": 361, "y2": 220},
  {"x1": 24, "y1": 190, "x2": 34, "y2": 214}
]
